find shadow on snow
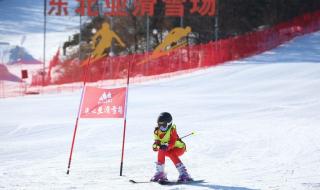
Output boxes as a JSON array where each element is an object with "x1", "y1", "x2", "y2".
[{"x1": 178, "y1": 181, "x2": 259, "y2": 190}]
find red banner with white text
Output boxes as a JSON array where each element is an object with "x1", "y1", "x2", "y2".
[{"x1": 80, "y1": 86, "x2": 126, "y2": 118}]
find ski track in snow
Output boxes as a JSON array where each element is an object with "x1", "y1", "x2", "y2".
[{"x1": 0, "y1": 32, "x2": 320, "y2": 190}]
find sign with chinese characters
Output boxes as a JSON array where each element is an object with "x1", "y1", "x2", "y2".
[
  {"x1": 48, "y1": 0, "x2": 216, "y2": 17},
  {"x1": 80, "y1": 86, "x2": 126, "y2": 118}
]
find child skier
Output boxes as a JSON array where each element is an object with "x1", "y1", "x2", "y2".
[{"x1": 151, "y1": 112, "x2": 193, "y2": 183}]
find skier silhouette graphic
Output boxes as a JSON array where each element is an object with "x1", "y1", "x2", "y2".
[
  {"x1": 138, "y1": 26, "x2": 191, "y2": 65},
  {"x1": 83, "y1": 22, "x2": 125, "y2": 66},
  {"x1": 154, "y1": 26, "x2": 191, "y2": 54},
  {"x1": 92, "y1": 22, "x2": 125, "y2": 58}
]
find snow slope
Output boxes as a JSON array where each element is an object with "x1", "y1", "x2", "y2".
[
  {"x1": 0, "y1": 64, "x2": 22, "y2": 82},
  {"x1": 0, "y1": 45, "x2": 42, "y2": 65},
  {"x1": 0, "y1": 31, "x2": 320, "y2": 190}
]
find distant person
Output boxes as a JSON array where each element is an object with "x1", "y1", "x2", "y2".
[{"x1": 151, "y1": 112, "x2": 193, "y2": 183}]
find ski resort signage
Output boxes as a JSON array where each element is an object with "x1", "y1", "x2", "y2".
[
  {"x1": 67, "y1": 85, "x2": 129, "y2": 174},
  {"x1": 80, "y1": 86, "x2": 126, "y2": 118},
  {"x1": 48, "y1": 0, "x2": 216, "y2": 17}
]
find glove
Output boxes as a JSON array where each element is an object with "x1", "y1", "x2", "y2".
[
  {"x1": 152, "y1": 140, "x2": 160, "y2": 151},
  {"x1": 159, "y1": 143, "x2": 168, "y2": 151}
]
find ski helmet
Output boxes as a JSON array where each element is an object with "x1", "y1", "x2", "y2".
[{"x1": 157, "y1": 112, "x2": 172, "y2": 131}]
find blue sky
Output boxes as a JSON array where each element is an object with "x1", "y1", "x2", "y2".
[
  {"x1": 0, "y1": 0, "x2": 82, "y2": 59},
  {"x1": 0, "y1": 0, "x2": 80, "y2": 35}
]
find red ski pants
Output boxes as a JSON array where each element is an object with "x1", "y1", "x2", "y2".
[{"x1": 158, "y1": 147, "x2": 185, "y2": 165}]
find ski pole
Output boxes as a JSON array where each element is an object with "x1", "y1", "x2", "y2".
[{"x1": 180, "y1": 132, "x2": 195, "y2": 140}]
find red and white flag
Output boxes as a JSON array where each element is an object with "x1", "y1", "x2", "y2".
[{"x1": 80, "y1": 86, "x2": 126, "y2": 118}]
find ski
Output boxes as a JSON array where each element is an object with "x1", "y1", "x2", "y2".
[
  {"x1": 129, "y1": 179, "x2": 205, "y2": 185},
  {"x1": 129, "y1": 179, "x2": 152, "y2": 184},
  {"x1": 158, "y1": 179, "x2": 205, "y2": 185}
]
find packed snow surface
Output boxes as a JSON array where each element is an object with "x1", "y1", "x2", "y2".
[{"x1": 0, "y1": 32, "x2": 320, "y2": 190}]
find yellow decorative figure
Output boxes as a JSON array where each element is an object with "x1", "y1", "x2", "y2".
[
  {"x1": 138, "y1": 26, "x2": 192, "y2": 65},
  {"x1": 83, "y1": 22, "x2": 125, "y2": 66}
]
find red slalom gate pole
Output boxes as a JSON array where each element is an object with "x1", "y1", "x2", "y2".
[
  {"x1": 120, "y1": 57, "x2": 132, "y2": 176},
  {"x1": 66, "y1": 87, "x2": 86, "y2": 174},
  {"x1": 66, "y1": 56, "x2": 91, "y2": 175}
]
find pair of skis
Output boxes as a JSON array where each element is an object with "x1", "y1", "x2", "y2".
[{"x1": 129, "y1": 179, "x2": 205, "y2": 185}]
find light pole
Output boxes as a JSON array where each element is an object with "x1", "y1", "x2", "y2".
[
  {"x1": 0, "y1": 42, "x2": 9, "y2": 98},
  {"x1": 78, "y1": 14, "x2": 82, "y2": 88},
  {"x1": 214, "y1": 0, "x2": 219, "y2": 42},
  {"x1": 0, "y1": 42, "x2": 10, "y2": 64},
  {"x1": 146, "y1": 16, "x2": 150, "y2": 75},
  {"x1": 152, "y1": 29, "x2": 158, "y2": 44},
  {"x1": 43, "y1": 0, "x2": 47, "y2": 86}
]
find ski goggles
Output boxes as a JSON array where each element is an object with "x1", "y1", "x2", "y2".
[{"x1": 158, "y1": 121, "x2": 172, "y2": 132}]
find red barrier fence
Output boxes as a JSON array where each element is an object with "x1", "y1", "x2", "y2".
[
  {"x1": 1, "y1": 10, "x2": 319, "y2": 98},
  {"x1": 32, "y1": 10, "x2": 320, "y2": 87}
]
